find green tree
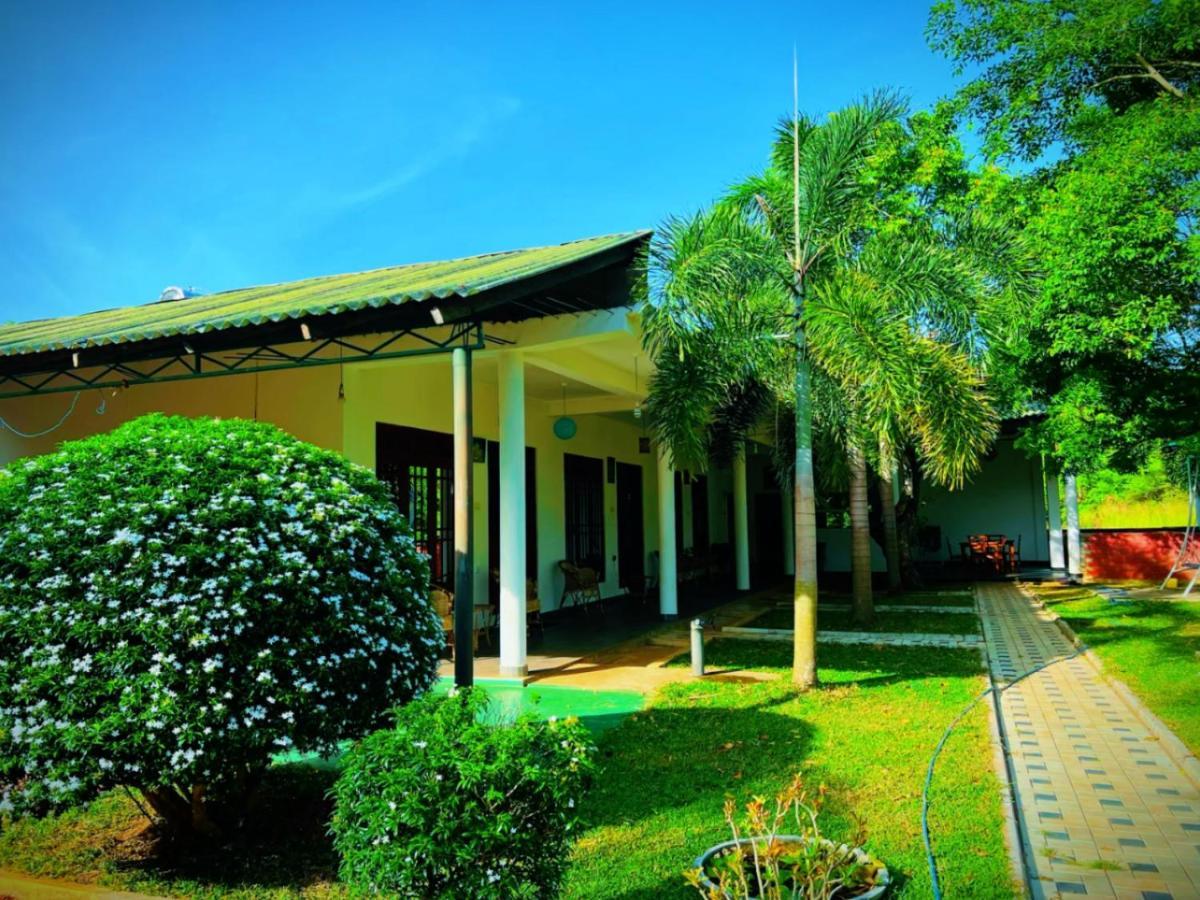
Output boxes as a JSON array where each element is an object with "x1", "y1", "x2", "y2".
[
  {"x1": 929, "y1": 0, "x2": 1200, "y2": 475},
  {"x1": 642, "y1": 97, "x2": 1003, "y2": 677}
]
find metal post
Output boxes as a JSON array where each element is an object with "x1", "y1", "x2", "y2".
[
  {"x1": 733, "y1": 445, "x2": 750, "y2": 591},
  {"x1": 452, "y1": 346, "x2": 475, "y2": 687},
  {"x1": 690, "y1": 618, "x2": 705, "y2": 676}
]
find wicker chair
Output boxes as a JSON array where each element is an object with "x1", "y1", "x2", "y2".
[{"x1": 558, "y1": 560, "x2": 603, "y2": 616}]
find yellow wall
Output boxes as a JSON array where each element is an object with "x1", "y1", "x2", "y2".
[
  {"x1": 0, "y1": 352, "x2": 666, "y2": 614},
  {"x1": 0, "y1": 366, "x2": 343, "y2": 464}
]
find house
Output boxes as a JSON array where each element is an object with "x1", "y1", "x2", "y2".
[{"x1": 0, "y1": 231, "x2": 1081, "y2": 679}]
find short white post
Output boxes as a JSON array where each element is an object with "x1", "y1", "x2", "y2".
[
  {"x1": 1045, "y1": 458, "x2": 1065, "y2": 573},
  {"x1": 781, "y1": 483, "x2": 795, "y2": 576},
  {"x1": 733, "y1": 445, "x2": 750, "y2": 591},
  {"x1": 497, "y1": 352, "x2": 527, "y2": 677},
  {"x1": 1064, "y1": 470, "x2": 1083, "y2": 580},
  {"x1": 657, "y1": 448, "x2": 678, "y2": 619}
]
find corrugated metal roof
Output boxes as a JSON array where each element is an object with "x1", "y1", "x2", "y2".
[{"x1": 0, "y1": 230, "x2": 650, "y2": 358}]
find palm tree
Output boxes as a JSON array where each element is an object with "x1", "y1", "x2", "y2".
[
  {"x1": 641, "y1": 98, "x2": 1017, "y2": 681},
  {"x1": 642, "y1": 93, "x2": 906, "y2": 686},
  {"x1": 806, "y1": 223, "x2": 1005, "y2": 624}
]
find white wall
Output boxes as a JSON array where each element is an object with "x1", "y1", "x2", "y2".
[{"x1": 918, "y1": 436, "x2": 1049, "y2": 563}]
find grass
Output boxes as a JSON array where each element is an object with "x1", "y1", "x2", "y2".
[
  {"x1": 747, "y1": 606, "x2": 981, "y2": 636},
  {"x1": 565, "y1": 641, "x2": 1013, "y2": 898},
  {"x1": 1079, "y1": 495, "x2": 1189, "y2": 528},
  {"x1": 0, "y1": 644, "x2": 1011, "y2": 899},
  {"x1": 1026, "y1": 582, "x2": 1200, "y2": 754},
  {"x1": 0, "y1": 765, "x2": 342, "y2": 898}
]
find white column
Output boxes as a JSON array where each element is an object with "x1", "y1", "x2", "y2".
[
  {"x1": 1045, "y1": 458, "x2": 1065, "y2": 572},
  {"x1": 1065, "y1": 471, "x2": 1083, "y2": 579},
  {"x1": 497, "y1": 352, "x2": 526, "y2": 677},
  {"x1": 781, "y1": 484, "x2": 795, "y2": 576},
  {"x1": 657, "y1": 448, "x2": 678, "y2": 619},
  {"x1": 733, "y1": 445, "x2": 750, "y2": 590}
]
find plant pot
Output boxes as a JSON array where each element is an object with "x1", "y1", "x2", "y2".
[{"x1": 693, "y1": 835, "x2": 889, "y2": 899}]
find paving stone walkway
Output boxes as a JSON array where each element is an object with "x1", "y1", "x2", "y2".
[
  {"x1": 722, "y1": 624, "x2": 985, "y2": 649},
  {"x1": 978, "y1": 581, "x2": 1200, "y2": 899}
]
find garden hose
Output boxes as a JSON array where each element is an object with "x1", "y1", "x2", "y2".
[{"x1": 921, "y1": 647, "x2": 1084, "y2": 900}]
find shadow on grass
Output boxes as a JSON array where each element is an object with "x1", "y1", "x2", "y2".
[
  {"x1": 109, "y1": 765, "x2": 339, "y2": 894},
  {"x1": 567, "y1": 641, "x2": 991, "y2": 897}
]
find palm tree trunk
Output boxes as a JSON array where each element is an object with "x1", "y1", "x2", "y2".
[
  {"x1": 848, "y1": 441, "x2": 874, "y2": 626},
  {"x1": 878, "y1": 436, "x2": 902, "y2": 594},
  {"x1": 792, "y1": 289, "x2": 818, "y2": 688}
]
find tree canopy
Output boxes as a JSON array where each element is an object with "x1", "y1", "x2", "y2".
[{"x1": 930, "y1": 0, "x2": 1200, "y2": 474}]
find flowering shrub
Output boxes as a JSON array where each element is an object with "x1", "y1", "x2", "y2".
[
  {"x1": 331, "y1": 687, "x2": 595, "y2": 898},
  {"x1": 0, "y1": 414, "x2": 441, "y2": 834}
]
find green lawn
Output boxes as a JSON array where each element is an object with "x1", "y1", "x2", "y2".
[
  {"x1": 748, "y1": 606, "x2": 981, "y2": 635},
  {"x1": 565, "y1": 641, "x2": 1013, "y2": 898},
  {"x1": 1027, "y1": 582, "x2": 1200, "y2": 754},
  {"x1": 0, "y1": 644, "x2": 1012, "y2": 898}
]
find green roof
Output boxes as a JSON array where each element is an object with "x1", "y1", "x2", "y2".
[{"x1": 0, "y1": 230, "x2": 650, "y2": 358}]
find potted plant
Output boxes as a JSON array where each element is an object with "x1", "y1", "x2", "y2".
[{"x1": 687, "y1": 775, "x2": 888, "y2": 899}]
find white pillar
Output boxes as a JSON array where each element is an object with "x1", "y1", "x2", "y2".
[
  {"x1": 1064, "y1": 471, "x2": 1083, "y2": 579},
  {"x1": 1045, "y1": 458, "x2": 1065, "y2": 572},
  {"x1": 733, "y1": 445, "x2": 750, "y2": 590},
  {"x1": 781, "y1": 484, "x2": 795, "y2": 576},
  {"x1": 497, "y1": 352, "x2": 526, "y2": 677},
  {"x1": 657, "y1": 448, "x2": 678, "y2": 618}
]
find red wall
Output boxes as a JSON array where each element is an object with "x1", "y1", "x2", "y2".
[{"x1": 1083, "y1": 528, "x2": 1197, "y2": 581}]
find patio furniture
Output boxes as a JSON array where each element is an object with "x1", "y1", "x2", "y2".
[
  {"x1": 431, "y1": 588, "x2": 492, "y2": 656},
  {"x1": 558, "y1": 560, "x2": 604, "y2": 616}
]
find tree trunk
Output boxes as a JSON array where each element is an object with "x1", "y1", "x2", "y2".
[
  {"x1": 792, "y1": 290, "x2": 818, "y2": 689},
  {"x1": 139, "y1": 783, "x2": 222, "y2": 839},
  {"x1": 848, "y1": 441, "x2": 874, "y2": 626},
  {"x1": 878, "y1": 436, "x2": 902, "y2": 594}
]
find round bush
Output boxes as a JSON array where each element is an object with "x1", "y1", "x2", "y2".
[
  {"x1": 332, "y1": 687, "x2": 595, "y2": 898},
  {"x1": 0, "y1": 414, "x2": 441, "y2": 831}
]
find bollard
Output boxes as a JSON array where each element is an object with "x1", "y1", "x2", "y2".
[{"x1": 690, "y1": 617, "x2": 705, "y2": 676}]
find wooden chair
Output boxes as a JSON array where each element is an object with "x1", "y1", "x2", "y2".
[
  {"x1": 526, "y1": 577, "x2": 545, "y2": 640},
  {"x1": 558, "y1": 560, "x2": 603, "y2": 616},
  {"x1": 431, "y1": 587, "x2": 487, "y2": 656}
]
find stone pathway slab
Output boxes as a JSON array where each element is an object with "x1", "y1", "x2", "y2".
[{"x1": 978, "y1": 581, "x2": 1200, "y2": 899}]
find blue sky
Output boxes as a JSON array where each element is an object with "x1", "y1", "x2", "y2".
[{"x1": 0, "y1": 0, "x2": 962, "y2": 321}]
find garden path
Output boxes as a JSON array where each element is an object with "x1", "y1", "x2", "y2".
[{"x1": 978, "y1": 581, "x2": 1200, "y2": 899}]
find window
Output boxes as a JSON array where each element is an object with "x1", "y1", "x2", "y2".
[{"x1": 564, "y1": 453, "x2": 605, "y2": 578}]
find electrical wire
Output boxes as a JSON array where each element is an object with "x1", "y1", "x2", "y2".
[
  {"x1": 922, "y1": 644, "x2": 1084, "y2": 899},
  {"x1": 0, "y1": 391, "x2": 82, "y2": 438},
  {"x1": 0, "y1": 388, "x2": 111, "y2": 439}
]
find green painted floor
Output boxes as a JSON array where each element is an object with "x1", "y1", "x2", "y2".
[
  {"x1": 277, "y1": 679, "x2": 643, "y2": 770},
  {"x1": 430, "y1": 677, "x2": 644, "y2": 734}
]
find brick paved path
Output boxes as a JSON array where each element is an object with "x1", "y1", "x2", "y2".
[{"x1": 978, "y1": 581, "x2": 1200, "y2": 899}]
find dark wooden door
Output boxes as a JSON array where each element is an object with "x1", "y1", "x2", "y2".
[
  {"x1": 755, "y1": 491, "x2": 784, "y2": 577},
  {"x1": 376, "y1": 424, "x2": 454, "y2": 587},
  {"x1": 616, "y1": 462, "x2": 645, "y2": 588},
  {"x1": 692, "y1": 475, "x2": 710, "y2": 552}
]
